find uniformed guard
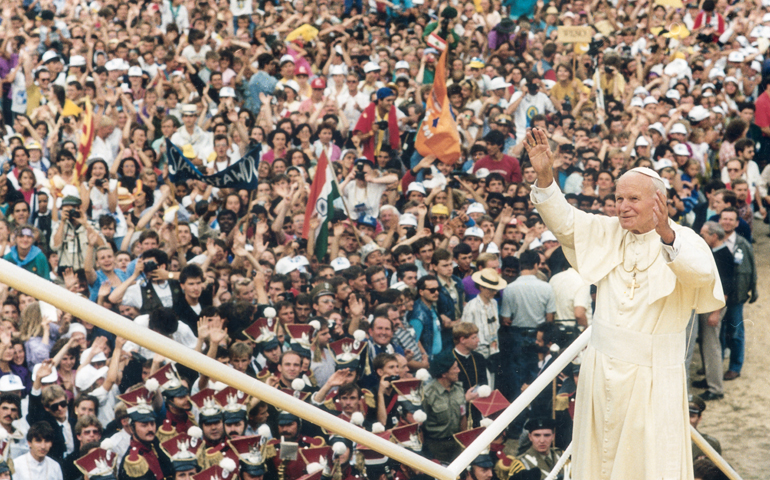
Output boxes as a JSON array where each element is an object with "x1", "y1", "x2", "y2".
[
  {"x1": 689, "y1": 394, "x2": 722, "y2": 462},
  {"x1": 116, "y1": 387, "x2": 174, "y2": 480},
  {"x1": 159, "y1": 427, "x2": 205, "y2": 478},
  {"x1": 243, "y1": 312, "x2": 282, "y2": 383},
  {"x1": 228, "y1": 435, "x2": 275, "y2": 480},
  {"x1": 145, "y1": 363, "x2": 195, "y2": 442},
  {"x1": 215, "y1": 386, "x2": 249, "y2": 439},
  {"x1": 516, "y1": 418, "x2": 564, "y2": 480},
  {"x1": 190, "y1": 387, "x2": 228, "y2": 469},
  {"x1": 190, "y1": 457, "x2": 239, "y2": 480},
  {"x1": 74, "y1": 447, "x2": 119, "y2": 480}
]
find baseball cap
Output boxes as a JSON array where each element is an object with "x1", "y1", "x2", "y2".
[
  {"x1": 643, "y1": 96, "x2": 658, "y2": 106},
  {"x1": 284, "y1": 80, "x2": 300, "y2": 92},
  {"x1": 219, "y1": 87, "x2": 235, "y2": 97},
  {"x1": 399, "y1": 213, "x2": 418, "y2": 227},
  {"x1": 395, "y1": 60, "x2": 409, "y2": 70},
  {"x1": 128, "y1": 66, "x2": 143, "y2": 77},
  {"x1": 673, "y1": 144, "x2": 690, "y2": 156},
  {"x1": 311, "y1": 77, "x2": 326, "y2": 89},
  {"x1": 467, "y1": 203, "x2": 486, "y2": 215},
  {"x1": 41, "y1": 51, "x2": 60, "y2": 64},
  {"x1": 488, "y1": 77, "x2": 511, "y2": 90},
  {"x1": 330, "y1": 257, "x2": 351, "y2": 272},
  {"x1": 69, "y1": 55, "x2": 86, "y2": 67},
  {"x1": 279, "y1": 54, "x2": 295, "y2": 65},
  {"x1": 670, "y1": 123, "x2": 688, "y2": 135},
  {"x1": 406, "y1": 182, "x2": 426, "y2": 195},
  {"x1": 464, "y1": 226, "x2": 484, "y2": 238},
  {"x1": 363, "y1": 62, "x2": 381, "y2": 73}
]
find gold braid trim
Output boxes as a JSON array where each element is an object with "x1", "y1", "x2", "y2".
[
  {"x1": 261, "y1": 442, "x2": 278, "y2": 461},
  {"x1": 123, "y1": 453, "x2": 149, "y2": 478},
  {"x1": 495, "y1": 456, "x2": 526, "y2": 480}
]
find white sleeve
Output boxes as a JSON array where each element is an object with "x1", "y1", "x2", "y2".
[
  {"x1": 530, "y1": 179, "x2": 561, "y2": 203},
  {"x1": 661, "y1": 232, "x2": 682, "y2": 263}
]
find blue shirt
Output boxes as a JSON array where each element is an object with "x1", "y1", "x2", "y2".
[
  {"x1": 246, "y1": 70, "x2": 278, "y2": 114},
  {"x1": 89, "y1": 268, "x2": 129, "y2": 302}
]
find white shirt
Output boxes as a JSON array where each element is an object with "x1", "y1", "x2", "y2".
[
  {"x1": 125, "y1": 314, "x2": 198, "y2": 360},
  {"x1": 58, "y1": 416, "x2": 74, "y2": 455},
  {"x1": 511, "y1": 91, "x2": 556, "y2": 142},
  {"x1": 13, "y1": 453, "x2": 63, "y2": 480},
  {"x1": 549, "y1": 267, "x2": 593, "y2": 325}
]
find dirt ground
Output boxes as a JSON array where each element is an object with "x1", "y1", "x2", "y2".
[{"x1": 692, "y1": 220, "x2": 770, "y2": 480}]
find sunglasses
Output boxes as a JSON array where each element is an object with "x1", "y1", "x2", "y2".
[
  {"x1": 49, "y1": 400, "x2": 68, "y2": 411},
  {"x1": 424, "y1": 287, "x2": 439, "y2": 293}
]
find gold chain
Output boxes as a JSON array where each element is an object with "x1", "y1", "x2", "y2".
[{"x1": 619, "y1": 230, "x2": 662, "y2": 274}]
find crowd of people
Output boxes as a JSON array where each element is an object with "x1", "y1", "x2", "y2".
[{"x1": 0, "y1": 0, "x2": 762, "y2": 477}]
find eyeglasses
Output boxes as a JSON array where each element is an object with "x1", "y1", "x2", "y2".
[
  {"x1": 726, "y1": 168, "x2": 740, "y2": 172},
  {"x1": 432, "y1": 215, "x2": 447, "y2": 221},
  {"x1": 48, "y1": 400, "x2": 68, "y2": 411},
  {"x1": 39, "y1": 77, "x2": 51, "y2": 82}
]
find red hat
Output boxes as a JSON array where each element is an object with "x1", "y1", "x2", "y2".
[
  {"x1": 453, "y1": 427, "x2": 485, "y2": 449},
  {"x1": 390, "y1": 423, "x2": 422, "y2": 452},
  {"x1": 243, "y1": 316, "x2": 279, "y2": 342},
  {"x1": 161, "y1": 429, "x2": 205, "y2": 467},
  {"x1": 356, "y1": 432, "x2": 392, "y2": 466},
  {"x1": 328, "y1": 337, "x2": 367, "y2": 368},
  {"x1": 286, "y1": 324, "x2": 316, "y2": 357},
  {"x1": 117, "y1": 386, "x2": 153, "y2": 408},
  {"x1": 295, "y1": 65, "x2": 310, "y2": 76},
  {"x1": 214, "y1": 386, "x2": 248, "y2": 417},
  {"x1": 227, "y1": 435, "x2": 268, "y2": 467},
  {"x1": 192, "y1": 457, "x2": 239, "y2": 480},
  {"x1": 191, "y1": 388, "x2": 222, "y2": 422},
  {"x1": 74, "y1": 447, "x2": 118, "y2": 477},
  {"x1": 280, "y1": 387, "x2": 311, "y2": 402},
  {"x1": 299, "y1": 446, "x2": 332, "y2": 466},
  {"x1": 471, "y1": 389, "x2": 510, "y2": 419},
  {"x1": 145, "y1": 363, "x2": 187, "y2": 398},
  {"x1": 391, "y1": 379, "x2": 423, "y2": 405},
  {"x1": 311, "y1": 77, "x2": 326, "y2": 89}
]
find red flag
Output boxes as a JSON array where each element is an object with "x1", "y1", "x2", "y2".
[
  {"x1": 415, "y1": 35, "x2": 461, "y2": 165},
  {"x1": 75, "y1": 98, "x2": 95, "y2": 182}
]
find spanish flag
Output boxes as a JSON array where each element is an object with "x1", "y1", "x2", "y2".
[
  {"x1": 74, "y1": 97, "x2": 95, "y2": 182},
  {"x1": 415, "y1": 34, "x2": 461, "y2": 165}
]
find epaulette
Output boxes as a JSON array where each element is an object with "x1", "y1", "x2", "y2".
[
  {"x1": 323, "y1": 391, "x2": 339, "y2": 411},
  {"x1": 200, "y1": 443, "x2": 228, "y2": 470},
  {"x1": 257, "y1": 367, "x2": 273, "y2": 382},
  {"x1": 156, "y1": 419, "x2": 177, "y2": 443},
  {"x1": 494, "y1": 455, "x2": 526, "y2": 480},
  {"x1": 362, "y1": 389, "x2": 376, "y2": 409},
  {"x1": 122, "y1": 447, "x2": 149, "y2": 478}
]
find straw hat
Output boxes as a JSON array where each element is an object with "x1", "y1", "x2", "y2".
[{"x1": 471, "y1": 268, "x2": 508, "y2": 290}]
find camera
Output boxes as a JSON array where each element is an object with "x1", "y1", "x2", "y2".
[
  {"x1": 279, "y1": 291, "x2": 295, "y2": 303},
  {"x1": 144, "y1": 260, "x2": 158, "y2": 274},
  {"x1": 94, "y1": 178, "x2": 106, "y2": 188},
  {"x1": 69, "y1": 210, "x2": 81, "y2": 220},
  {"x1": 355, "y1": 163, "x2": 366, "y2": 181},
  {"x1": 604, "y1": 66, "x2": 613, "y2": 74},
  {"x1": 562, "y1": 98, "x2": 572, "y2": 112},
  {"x1": 385, "y1": 375, "x2": 400, "y2": 382},
  {"x1": 448, "y1": 175, "x2": 462, "y2": 189},
  {"x1": 63, "y1": 117, "x2": 71, "y2": 124},
  {"x1": 376, "y1": 120, "x2": 389, "y2": 129},
  {"x1": 156, "y1": 105, "x2": 165, "y2": 114}
]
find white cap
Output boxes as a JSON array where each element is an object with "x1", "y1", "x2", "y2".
[
  {"x1": 708, "y1": 67, "x2": 726, "y2": 79},
  {"x1": 630, "y1": 97, "x2": 644, "y2": 108},
  {"x1": 673, "y1": 143, "x2": 690, "y2": 156},
  {"x1": 752, "y1": 60, "x2": 763, "y2": 72},
  {"x1": 406, "y1": 182, "x2": 426, "y2": 195},
  {"x1": 69, "y1": 55, "x2": 86, "y2": 67},
  {"x1": 689, "y1": 105, "x2": 711, "y2": 122},
  {"x1": 724, "y1": 76, "x2": 739, "y2": 85},
  {"x1": 41, "y1": 50, "x2": 60, "y2": 64},
  {"x1": 633, "y1": 86, "x2": 648, "y2": 97},
  {"x1": 649, "y1": 122, "x2": 666, "y2": 135},
  {"x1": 583, "y1": 78, "x2": 594, "y2": 88},
  {"x1": 399, "y1": 213, "x2": 418, "y2": 227},
  {"x1": 488, "y1": 77, "x2": 512, "y2": 90},
  {"x1": 643, "y1": 96, "x2": 658, "y2": 106},
  {"x1": 275, "y1": 256, "x2": 305, "y2": 275},
  {"x1": 63, "y1": 322, "x2": 88, "y2": 338},
  {"x1": 128, "y1": 66, "x2": 143, "y2": 77},
  {"x1": 467, "y1": 202, "x2": 486, "y2": 215},
  {"x1": 181, "y1": 103, "x2": 197, "y2": 115},
  {"x1": 542, "y1": 79, "x2": 556, "y2": 90},
  {"x1": 540, "y1": 230, "x2": 558, "y2": 243},
  {"x1": 280, "y1": 54, "x2": 295, "y2": 65},
  {"x1": 665, "y1": 89, "x2": 681, "y2": 100},
  {"x1": 220, "y1": 87, "x2": 236, "y2": 97},
  {"x1": 284, "y1": 80, "x2": 300, "y2": 92},
  {"x1": 763, "y1": 12, "x2": 770, "y2": 22},
  {"x1": 329, "y1": 65, "x2": 346, "y2": 76},
  {"x1": 105, "y1": 59, "x2": 121, "y2": 71},
  {"x1": 663, "y1": 58, "x2": 689, "y2": 78},
  {"x1": 528, "y1": 238, "x2": 543, "y2": 250},
  {"x1": 727, "y1": 51, "x2": 746, "y2": 63},
  {"x1": 363, "y1": 62, "x2": 381, "y2": 73},
  {"x1": 75, "y1": 364, "x2": 109, "y2": 391},
  {"x1": 395, "y1": 60, "x2": 410, "y2": 70},
  {"x1": 0, "y1": 375, "x2": 24, "y2": 392},
  {"x1": 712, "y1": 106, "x2": 725, "y2": 115},
  {"x1": 670, "y1": 123, "x2": 688, "y2": 135},
  {"x1": 485, "y1": 243, "x2": 500, "y2": 254},
  {"x1": 463, "y1": 226, "x2": 485, "y2": 238},
  {"x1": 330, "y1": 257, "x2": 351, "y2": 272},
  {"x1": 635, "y1": 136, "x2": 650, "y2": 147},
  {"x1": 32, "y1": 363, "x2": 58, "y2": 384},
  {"x1": 475, "y1": 168, "x2": 490, "y2": 179},
  {"x1": 702, "y1": 82, "x2": 716, "y2": 91}
]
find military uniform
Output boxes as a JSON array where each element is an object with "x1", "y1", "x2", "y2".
[
  {"x1": 517, "y1": 446, "x2": 563, "y2": 480},
  {"x1": 118, "y1": 439, "x2": 174, "y2": 480}
]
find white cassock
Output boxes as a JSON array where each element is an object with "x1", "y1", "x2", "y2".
[{"x1": 532, "y1": 182, "x2": 724, "y2": 480}]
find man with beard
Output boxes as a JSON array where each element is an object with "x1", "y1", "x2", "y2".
[{"x1": 117, "y1": 389, "x2": 174, "y2": 480}]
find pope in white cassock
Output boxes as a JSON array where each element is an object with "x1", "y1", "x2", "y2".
[{"x1": 523, "y1": 128, "x2": 725, "y2": 480}]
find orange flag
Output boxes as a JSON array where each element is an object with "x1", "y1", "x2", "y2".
[{"x1": 415, "y1": 34, "x2": 461, "y2": 166}]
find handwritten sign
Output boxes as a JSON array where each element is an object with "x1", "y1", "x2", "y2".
[{"x1": 557, "y1": 26, "x2": 593, "y2": 44}]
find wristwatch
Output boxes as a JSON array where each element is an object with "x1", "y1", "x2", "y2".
[{"x1": 168, "y1": 273, "x2": 174, "y2": 280}]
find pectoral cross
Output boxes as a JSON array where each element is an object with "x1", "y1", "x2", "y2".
[{"x1": 627, "y1": 273, "x2": 640, "y2": 300}]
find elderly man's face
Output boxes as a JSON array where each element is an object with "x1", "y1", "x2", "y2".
[{"x1": 615, "y1": 173, "x2": 658, "y2": 234}]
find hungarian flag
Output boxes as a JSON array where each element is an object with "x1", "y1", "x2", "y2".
[
  {"x1": 415, "y1": 34, "x2": 461, "y2": 165},
  {"x1": 75, "y1": 97, "x2": 95, "y2": 182},
  {"x1": 302, "y1": 151, "x2": 340, "y2": 260}
]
